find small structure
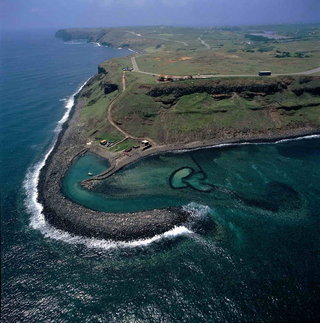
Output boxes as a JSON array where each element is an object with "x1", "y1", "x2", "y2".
[
  {"x1": 122, "y1": 66, "x2": 133, "y2": 72},
  {"x1": 157, "y1": 74, "x2": 178, "y2": 82},
  {"x1": 258, "y1": 71, "x2": 272, "y2": 76},
  {"x1": 100, "y1": 139, "x2": 108, "y2": 145},
  {"x1": 100, "y1": 140, "x2": 114, "y2": 147},
  {"x1": 141, "y1": 140, "x2": 152, "y2": 150},
  {"x1": 141, "y1": 140, "x2": 149, "y2": 145},
  {"x1": 142, "y1": 144, "x2": 152, "y2": 151},
  {"x1": 166, "y1": 75, "x2": 174, "y2": 82}
]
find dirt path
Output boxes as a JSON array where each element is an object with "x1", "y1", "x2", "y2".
[
  {"x1": 122, "y1": 71, "x2": 126, "y2": 91},
  {"x1": 107, "y1": 81, "x2": 157, "y2": 146},
  {"x1": 198, "y1": 36, "x2": 211, "y2": 49}
]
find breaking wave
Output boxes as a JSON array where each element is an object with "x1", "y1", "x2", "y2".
[
  {"x1": 23, "y1": 79, "x2": 199, "y2": 250},
  {"x1": 23, "y1": 77, "x2": 319, "y2": 250},
  {"x1": 176, "y1": 134, "x2": 320, "y2": 154}
]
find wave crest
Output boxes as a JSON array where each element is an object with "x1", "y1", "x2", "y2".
[
  {"x1": 23, "y1": 78, "x2": 319, "y2": 250},
  {"x1": 23, "y1": 79, "x2": 195, "y2": 250}
]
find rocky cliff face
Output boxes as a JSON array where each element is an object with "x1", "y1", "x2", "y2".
[
  {"x1": 98, "y1": 65, "x2": 108, "y2": 74},
  {"x1": 103, "y1": 83, "x2": 118, "y2": 94},
  {"x1": 79, "y1": 67, "x2": 119, "y2": 101},
  {"x1": 147, "y1": 77, "x2": 320, "y2": 108},
  {"x1": 147, "y1": 78, "x2": 291, "y2": 98}
]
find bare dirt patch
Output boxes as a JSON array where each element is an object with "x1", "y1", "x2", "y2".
[
  {"x1": 166, "y1": 56, "x2": 193, "y2": 64},
  {"x1": 268, "y1": 107, "x2": 282, "y2": 127}
]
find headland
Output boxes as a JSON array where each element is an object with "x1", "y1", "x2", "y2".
[{"x1": 38, "y1": 25, "x2": 320, "y2": 241}]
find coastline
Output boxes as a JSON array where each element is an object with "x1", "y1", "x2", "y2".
[
  {"x1": 36, "y1": 75, "x2": 320, "y2": 242},
  {"x1": 85, "y1": 129, "x2": 320, "y2": 185},
  {"x1": 37, "y1": 78, "x2": 189, "y2": 242}
]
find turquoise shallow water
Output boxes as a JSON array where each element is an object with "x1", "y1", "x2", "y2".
[
  {"x1": 64, "y1": 139, "x2": 320, "y2": 217},
  {"x1": 1, "y1": 30, "x2": 320, "y2": 322}
]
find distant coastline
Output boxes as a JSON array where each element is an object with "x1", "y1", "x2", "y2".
[{"x1": 36, "y1": 26, "x2": 320, "y2": 241}]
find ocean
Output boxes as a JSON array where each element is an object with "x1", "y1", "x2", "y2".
[{"x1": 1, "y1": 30, "x2": 320, "y2": 322}]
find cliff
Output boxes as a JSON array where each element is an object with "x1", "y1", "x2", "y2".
[
  {"x1": 55, "y1": 28, "x2": 159, "y2": 50},
  {"x1": 108, "y1": 75, "x2": 320, "y2": 144}
]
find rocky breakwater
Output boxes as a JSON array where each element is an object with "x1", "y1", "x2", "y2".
[{"x1": 37, "y1": 74, "x2": 189, "y2": 242}]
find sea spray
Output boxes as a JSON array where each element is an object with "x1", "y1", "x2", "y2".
[
  {"x1": 23, "y1": 76, "x2": 320, "y2": 250},
  {"x1": 23, "y1": 79, "x2": 194, "y2": 250},
  {"x1": 24, "y1": 79, "x2": 90, "y2": 239},
  {"x1": 182, "y1": 202, "x2": 217, "y2": 234},
  {"x1": 182, "y1": 202, "x2": 211, "y2": 220}
]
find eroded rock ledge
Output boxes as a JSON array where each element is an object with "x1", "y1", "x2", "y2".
[{"x1": 38, "y1": 74, "x2": 320, "y2": 242}]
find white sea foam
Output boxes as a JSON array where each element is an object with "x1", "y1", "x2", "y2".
[
  {"x1": 175, "y1": 134, "x2": 320, "y2": 154},
  {"x1": 24, "y1": 79, "x2": 89, "y2": 242},
  {"x1": 182, "y1": 202, "x2": 211, "y2": 220},
  {"x1": 23, "y1": 78, "x2": 194, "y2": 250},
  {"x1": 23, "y1": 76, "x2": 319, "y2": 250},
  {"x1": 273, "y1": 134, "x2": 320, "y2": 143},
  {"x1": 80, "y1": 226, "x2": 192, "y2": 250}
]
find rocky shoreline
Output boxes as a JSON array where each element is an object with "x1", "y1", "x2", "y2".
[
  {"x1": 84, "y1": 127, "x2": 320, "y2": 187},
  {"x1": 38, "y1": 77, "x2": 319, "y2": 242},
  {"x1": 37, "y1": 83, "x2": 190, "y2": 242}
]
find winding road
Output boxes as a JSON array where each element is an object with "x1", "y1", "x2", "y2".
[
  {"x1": 108, "y1": 57, "x2": 319, "y2": 148},
  {"x1": 107, "y1": 85, "x2": 157, "y2": 147}
]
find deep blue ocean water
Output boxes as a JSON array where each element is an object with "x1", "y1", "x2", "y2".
[{"x1": 1, "y1": 30, "x2": 320, "y2": 322}]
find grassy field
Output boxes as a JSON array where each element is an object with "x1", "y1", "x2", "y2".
[
  {"x1": 135, "y1": 38, "x2": 320, "y2": 76},
  {"x1": 79, "y1": 70, "x2": 125, "y2": 143},
  {"x1": 57, "y1": 24, "x2": 320, "y2": 76},
  {"x1": 111, "y1": 76, "x2": 320, "y2": 144},
  {"x1": 70, "y1": 24, "x2": 320, "y2": 149}
]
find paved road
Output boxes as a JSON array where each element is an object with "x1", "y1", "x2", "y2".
[
  {"x1": 274, "y1": 66, "x2": 320, "y2": 76},
  {"x1": 131, "y1": 56, "x2": 139, "y2": 72},
  {"x1": 109, "y1": 59, "x2": 319, "y2": 149},
  {"x1": 131, "y1": 56, "x2": 320, "y2": 78},
  {"x1": 131, "y1": 57, "x2": 155, "y2": 76}
]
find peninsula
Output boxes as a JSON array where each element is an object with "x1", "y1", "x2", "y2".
[{"x1": 39, "y1": 25, "x2": 320, "y2": 241}]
